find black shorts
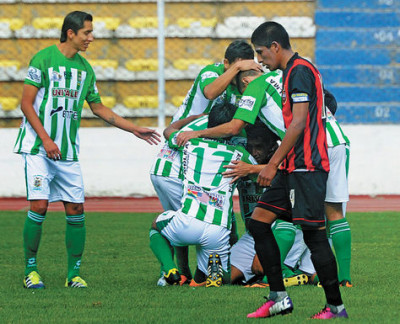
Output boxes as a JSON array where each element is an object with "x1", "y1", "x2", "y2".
[{"x1": 256, "y1": 170, "x2": 328, "y2": 228}]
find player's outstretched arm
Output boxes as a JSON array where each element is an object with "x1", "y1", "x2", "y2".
[
  {"x1": 89, "y1": 102, "x2": 161, "y2": 145},
  {"x1": 163, "y1": 113, "x2": 205, "y2": 140},
  {"x1": 21, "y1": 84, "x2": 62, "y2": 160},
  {"x1": 203, "y1": 60, "x2": 262, "y2": 100},
  {"x1": 176, "y1": 119, "x2": 246, "y2": 146}
]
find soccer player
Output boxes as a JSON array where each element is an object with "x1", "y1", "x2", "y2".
[
  {"x1": 150, "y1": 40, "x2": 260, "y2": 284},
  {"x1": 149, "y1": 102, "x2": 256, "y2": 287},
  {"x1": 230, "y1": 121, "x2": 281, "y2": 285},
  {"x1": 246, "y1": 22, "x2": 346, "y2": 319},
  {"x1": 14, "y1": 11, "x2": 160, "y2": 289}
]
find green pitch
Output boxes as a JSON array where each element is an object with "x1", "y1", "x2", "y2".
[{"x1": 0, "y1": 211, "x2": 398, "y2": 323}]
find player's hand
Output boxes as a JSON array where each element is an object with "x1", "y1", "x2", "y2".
[
  {"x1": 175, "y1": 131, "x2": 199, "y2": 146},
  {"x1": 222, "y1": 160, "x2": 252, "y2": 183},
  {"x1": 133, "y1": 127, "x2": 161, "y2": 145},
  {"x1": 43, "y1": 138, "x2": 62, "y2": 160},
  {"x1": 257, "y1": 163, "x2": 278, "y2": 187},
  {"x1": 235, "y1": 59, "x2": 263, "y2": 72}
]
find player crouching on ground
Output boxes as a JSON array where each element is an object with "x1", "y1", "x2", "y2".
[{"x1": 149, "y1": 102, "x2": 256, "y2": 287}]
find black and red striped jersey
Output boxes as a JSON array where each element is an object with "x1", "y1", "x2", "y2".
[{"x1": 281, "y1": 53, "x2": 330, "y2": 173}]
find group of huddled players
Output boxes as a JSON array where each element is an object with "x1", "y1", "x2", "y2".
[
  {"x1": 149, "y1": 22, "x2": 351, "y2": 319},
  {"x1": 15, "y1": 9, "x2": 351, "y2": 319}
]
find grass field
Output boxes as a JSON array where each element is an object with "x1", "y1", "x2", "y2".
[{"x1": 0, "y1": 211, "x2": 398, "y2": 323}]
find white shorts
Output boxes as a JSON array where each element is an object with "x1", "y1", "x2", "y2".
[
  {"x1": 156, "y1": 210, "x2": 230, "y2": 275},
  {"x1": 284, "y1": 228, "x2": 315, "y2": 275},
  {"x1": 326, "y1": 144, "x2": 350, "y2": 203},
  {"x1": 23, "y1": 153, "x2": 84, "y2": 203},
  {"x1": 230, "y1": 232, "x2": 257, "y2": 282},
  {"x1": 150, "y1": 174, "x2": 183, "y2": 211}
]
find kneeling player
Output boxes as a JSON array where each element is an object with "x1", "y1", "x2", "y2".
[{"x1": 149, "y1": 102, "x2": 255, "y2": 287}]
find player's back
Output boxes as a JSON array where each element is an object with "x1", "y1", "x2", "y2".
[{"x1": 180, "y1": 138, "x2": 252, "y2": 229}]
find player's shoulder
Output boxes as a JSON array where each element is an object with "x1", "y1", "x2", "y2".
[
  {"x1": 199, "y1": 63, "x2": 224, "y2": 75},
  {"x1": 32, "y1": 45, "x2": 57, "y2": 59}
]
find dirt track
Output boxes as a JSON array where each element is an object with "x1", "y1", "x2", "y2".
[{"x1": 1, "y1": 195, "x2": 399, "y2": 213}]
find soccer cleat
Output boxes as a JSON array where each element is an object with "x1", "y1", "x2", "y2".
[
  {"x1": 206, "y1": 253, "x2": 223, "y2": 287},
  {"x1": 339, "y1": 280, "x2": 353, "y2": 287},
  {"x1": 247, "y1": 296, "x2": 293, "y2": 318},
  {"x1": 189, "y1": 279, "x2": 206, "y2": 287},
  {"x1": 23, "y1": 271, "x2": 45, "y2": 289},
  {"x1": 311, "y1": 306, "x2": 349, "y2": 319},
  {"x1": 243, "y1": 281, "x2": 269, "y2": 288},
  {"x1": 179, "y1": 274, "x2": 191, "y2": 286},
  {"x1": 157, "y1": 271, "x2": 167, "y2": 287},
  {"x1": 284, "y1": 274, "x2": 308, "y2": 287},
  {"x1": 65, "y1": 276, "x2": 88, "y2": 288},
  {"x1": 164, "y1": 268, "x2": 180, "y2": 285}
]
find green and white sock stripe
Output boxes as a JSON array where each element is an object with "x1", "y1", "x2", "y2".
[
  {"x1": 149, "y1": 229, "x2": 160, "y2": 238},
  {"x1": 28, "y1": 210, "x2": 46, "y2": 224},
  {"x1": 66, "y1": 214, "x2": 85, "y2": 224},
  {"x1": 273, "y1": 220, "x2": 297, "y2": 233},
  {"x1": 329, "y1": 220, "x2": 351, "y2": 235}
]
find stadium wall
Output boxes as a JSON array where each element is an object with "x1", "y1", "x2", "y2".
[{"x1": 1, "y1": 125, "x2": 400, "y2": 197}]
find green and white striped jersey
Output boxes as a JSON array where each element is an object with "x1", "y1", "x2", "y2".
[
  {"x1": 150, "y1": 115, "x2": 209, "y2": 178},
  {"x1": 171, "y1": 63, "x2": 241, "y2": 122},
  {"x1": 169, "y1": 135, "x2": 255, "y2": 229},
  {"x1": 234, "y1": 71, "x2": 286, "y2": 140},
  {"x1": 14, "y1": 45, "x2": 101, "y2": 161},
  {"x1": 326, "y1": 107, "x2": 350, "y2": 147}
]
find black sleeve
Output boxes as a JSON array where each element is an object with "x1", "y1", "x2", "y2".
[{"x1": 288, "y1": 65, "x2": 315, "y2": 102}]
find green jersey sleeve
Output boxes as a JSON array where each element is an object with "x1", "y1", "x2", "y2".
[
  {"x1": 198, "y1": 64, "x2": 224, "y2": 93},
  {"x1": 84, "y1": 62, "x2": 101, "y2": 104},
  {"x1": 234, "y1": 78, "x2": 266, "y2": 124},
  {"x1": 25, "y1": 53, "x2": 45, "y2": 88},
  {"x1": 168, "y1": 131, "x2": 181, "y2": 149}
]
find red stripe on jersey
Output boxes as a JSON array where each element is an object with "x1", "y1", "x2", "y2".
[
  {"x1": 303, "y1": 113, "x2": 314, "y2": 170},
  {"x1": 282, "y1": 57, "x2": 329, "y2": 172}
]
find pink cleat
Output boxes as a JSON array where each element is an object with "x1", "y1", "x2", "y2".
[
  {"x1": 311, "y1": 306, "x2": 348, "y2": 319},
  {"x1": 247, "y1": 296, "x2": 293, "y2": 318}
]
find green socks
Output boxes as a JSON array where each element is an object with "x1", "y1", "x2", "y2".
[
  {"x1": 23, "y1": 211, "x2": 46, "y2": 275},
  {"x1": 149, "y1": 229, "x2": 177, "y2": 272},
  {"x1": 66, "y1": 214, "x2": 86, "y2": 281},
  {"x1": 329, "y1": 218, "x2": 351, "y2": 282},
  {"x1": 273, "y1": 220, "x2": 296, "y2": 277}
]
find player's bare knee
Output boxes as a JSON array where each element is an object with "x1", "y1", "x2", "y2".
[
  {"x1": 325, "y1": 202, "x2": 344, "y2": 221},
  {"x1": 30, "y1": 200, "x2": 48, "y2": 215},
  {"x1": 151, "y1": 216, "x2": 159, "y2": 230},
  {"x1": 231, "y1": 265, "x2": 244, "y2": 284},
  {"x1": 64, "y1": 202, "x2": 84, "y2": 215}
]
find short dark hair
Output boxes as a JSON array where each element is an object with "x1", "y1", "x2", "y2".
[
  {"x1": 60, "y1": 11, "x2": 93, "y2": 43},
  {"x1": 208, "y1": 102, "x2": 237, "y2": 128},
  {"x1": 224, "y1": 40, "x2": 254, "y2": 64},
  {"x1": 237, "y1": 69, "x2": 261, "y2": 94},
  {"x1": 324, "y1": 89, "x2": 337, "y2": 115},
  {"x1": 251, "y1": 21, "x2": 291, "y2": 50},
  {"x1": 245, "y1": 119, "x2": 280, "y2": 163}
]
